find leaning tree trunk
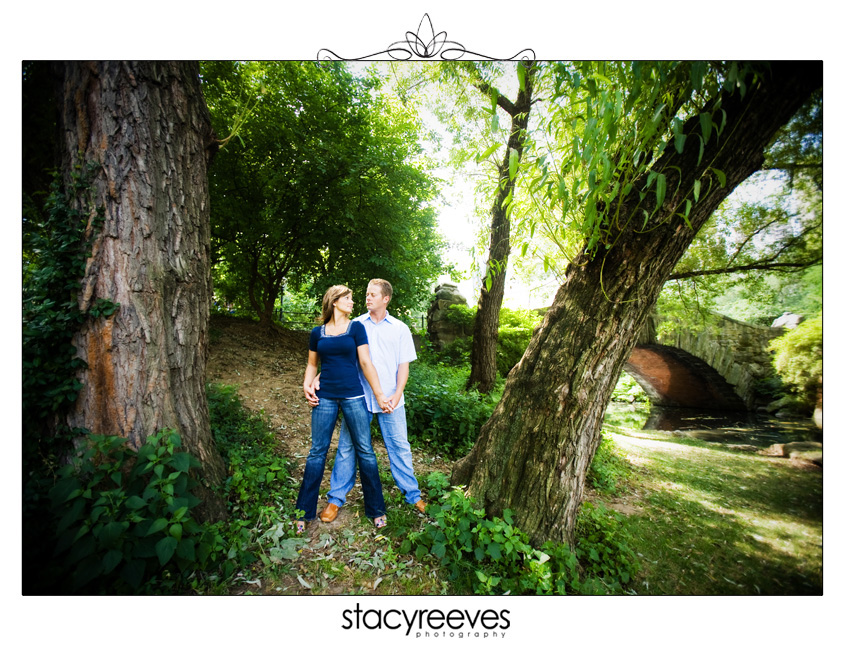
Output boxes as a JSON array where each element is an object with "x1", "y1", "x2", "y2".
[
  {"x1": 55, "y1": 61, "x2": 226, "y2": 518},
  {"x1": 466, "y1": 63, "x2": 535, "y2": 393},
  {"x1": 452, "y1": 61, "x2": 822, "y2": 547}
]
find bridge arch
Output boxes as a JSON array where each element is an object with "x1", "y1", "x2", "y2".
[
  {"x1": 631, "y1": 312, "x2": 785, "y2": 410},
  {"x1": 625, "y1": 344, "x2": 746, "y2": 410}
]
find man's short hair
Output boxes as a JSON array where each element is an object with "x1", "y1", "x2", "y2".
[{"x1": 368, "y1": 278, "x2": 393, "y2": 303}]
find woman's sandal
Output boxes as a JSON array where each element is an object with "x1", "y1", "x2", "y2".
[
  {"x1": 374, "y1": 515, "x2": 387, "y2": 529},
  {"x1": 295, "y1": 520, "x2": 306, "y2": 535}
]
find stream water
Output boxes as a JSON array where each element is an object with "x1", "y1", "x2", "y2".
[{"x1": 603, "y1": 402, "x2": 821, "y2": 447}]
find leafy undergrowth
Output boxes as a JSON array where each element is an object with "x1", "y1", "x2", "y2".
[
  {"x1": 202, "y1": 404, "x2": 823, "y2": 597},
  {"x1": 203, "y1": 317, "x2": 822, "y2": 596}
]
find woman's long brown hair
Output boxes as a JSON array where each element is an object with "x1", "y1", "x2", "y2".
[{"x1": 320, "y1": 285, "x2": 352, "y2": 325}]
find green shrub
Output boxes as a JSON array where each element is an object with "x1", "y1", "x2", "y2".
[
  {"x1": 769, "y1": 315, "x2": 822, "y2": 408},
  {"x1": 48, "y1": 430, "x2": 218, "y2": 593},
  {"x1": 406, "y1": 473, "x2": 637, "y2": 595},
  {"x1": 205, "y1": 383, "x2": 302, "y2": 570},
  {"x1": 404, "y1": 362, "x2": 499, "y2": 457},
  {"x1": 41, "y1": 385, "x2": 301, "y2": 594},
  {"x1": 574, "y1": 501, "x2": 640, "y2": 594},
  {"x1": 587, "y1": 433, "x2": 632, "y2": 495},
  {"x1": 406, "y1": 477, "x2": 578, "y2": 595},
  {"x1": 496, "y1": 308, "x2": 542, "y2": 376},
  {"x1": 611, "y1": 370, "x2": 650, "y2": 403},
  {"x1": 431, "y1": 305, "x2": 542, "y2": 377}
]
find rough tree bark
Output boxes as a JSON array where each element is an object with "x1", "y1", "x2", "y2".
[
  {"x1": 55, "y1": 61, "x2": 226, "y2": 518},
  {"x1": 452, "y1": 61, "x2": 822, "y2": 546},
  {"x1": 466, "y1": 62, "x2": 535, "y2": 393}
]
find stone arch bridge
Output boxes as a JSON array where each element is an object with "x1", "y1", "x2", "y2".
[{"x1": 626, "y1": 313, "x2": 785, "y2": 411}]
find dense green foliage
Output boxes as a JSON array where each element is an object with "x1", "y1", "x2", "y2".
[
  {"x1": 47, "y1": 430, "x2": 214, "y2": 593},
  {"x1": 657, "y1": 90, "x2": 821, "y2": 328},
  {"x1": 411, "y1": 61, "x2": 821, "y2": 334},
  {"x1": 433, "y1": 304, "x2": 542, "y2": 376},
  {"x1": 611, "y1": 370, "x2": 650, "y2": 403},
  {"x1": 403, "y1": 472, "x2": 638, "y2": 595},
  {"x1": 202, "y1": 61, "x2": 446, "y2": 322},
  {"x1": 769, "y1": 315, "x2": 823, "y2": 408},
  {"x1": 574, "y1": 501, "x2": 639, "y2": 592},
  {"x1": 28, "y1": 384, "x2": 300, "y2": 594},
  {"x1": 203, "y1": 384, "x2": 302, "y2": 573},
  {"x1": 403, "y1": 357, "x2": 500, "y2": 457}
]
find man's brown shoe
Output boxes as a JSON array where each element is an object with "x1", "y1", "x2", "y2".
[
  {"x1": 414, "y1": 500, "x2": 427, "y2": 514},
  {"x1": 320, "y1": 503, "x2": 340, "y2": 523}
]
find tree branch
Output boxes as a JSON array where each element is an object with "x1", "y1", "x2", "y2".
[{"x1": 668, "y1": 257, "x2": 821, "y2": 280}]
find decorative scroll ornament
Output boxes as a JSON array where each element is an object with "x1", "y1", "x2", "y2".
[{"x1": 318, "y1": 14, "x2": 535, "y2": 61}]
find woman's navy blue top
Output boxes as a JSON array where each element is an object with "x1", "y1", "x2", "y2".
[{"x1": 309, "y1": 321, "x2": 369, "y2": 399}]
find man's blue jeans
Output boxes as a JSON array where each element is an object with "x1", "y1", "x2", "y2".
[
  {"x1": 296, "y1": 397, "x2": 385, "y2": 520},
  {"x1": 327, "y1": 405, "x2": 421, "y2": 507}
]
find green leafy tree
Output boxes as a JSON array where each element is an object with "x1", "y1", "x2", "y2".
[
  {"x1": 202, "y1": 61, "x2": 445, "y2": 326},
  {"x1": 657, "y1": 89, "x2": 821, "y2": 328},
  {"x1": 769, "y1": 315, "x2": 822, "y2": 408},
  {"x1": 452, "y1": 61, "x2": 822, "y2": 547},
  {"x1": 457, "y1": 61, "x2": 537, "y2": 393}
]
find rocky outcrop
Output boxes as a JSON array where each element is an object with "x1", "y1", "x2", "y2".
[
  {"x1": 759, "y1": 441, "x2": 823, "y2": 467},
  {"x1": 426, "y1": 282, "x2": 470, "y2": 350},
  {"x1": 771, "y1": 312, "x2": 804, "y2": 329}
]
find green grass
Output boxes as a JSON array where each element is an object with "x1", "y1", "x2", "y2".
[{"x1": 609, "y1": 429, "x2": 822, "y2": 595}]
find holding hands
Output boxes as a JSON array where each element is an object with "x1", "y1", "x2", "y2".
[
  {"x1": 304, "y1": 379, "x2": 320, "y2": 407},
  {"x1": 305, "y1": 371, "x2": 394, "y2": 413},
  {"x1": 375, "y1": 393, "x2": 394, "y2": 414}
]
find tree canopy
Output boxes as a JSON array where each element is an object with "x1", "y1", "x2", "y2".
[{"x1": 201, "y1": 61, "x2": 446, "y2": 324}]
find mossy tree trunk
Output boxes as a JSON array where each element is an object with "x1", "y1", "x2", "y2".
[
  {"x1": 452, "y1": 61, "x2": 822, "y2": 547},
  {"x1": 55, "y1": 61, "x2": 226, "y2": 518},
  {"x1": 467, "y1": 62, "x2": 536, "y2": 393}
]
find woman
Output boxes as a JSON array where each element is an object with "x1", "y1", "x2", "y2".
[{"x1": 295, "y1": 285, "x2": 391, "y2": 534}]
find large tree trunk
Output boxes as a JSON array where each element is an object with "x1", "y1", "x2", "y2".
[
  {"x1": 55, "y1": 61, "x2": 226, "y2": 518},
  {"x1": 452, "y1": 61, "x2": 822, "y2": 546},
  {"x1": 466, "y1": 63, "x2": 535, "y2": 393}
]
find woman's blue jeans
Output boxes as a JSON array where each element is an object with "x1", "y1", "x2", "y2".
[{"x1": 295, "y1": 397, "x2": 385, "y2": 521}]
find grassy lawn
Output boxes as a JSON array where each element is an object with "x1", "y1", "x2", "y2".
[{"x1": 605, "y1": 427, "x2": 822, "y2": 595}]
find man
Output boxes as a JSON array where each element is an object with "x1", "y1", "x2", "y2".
[{"x1": 305, "y1": 279, "x2": 425, "y2": 522}]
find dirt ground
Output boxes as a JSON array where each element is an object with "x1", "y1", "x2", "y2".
[{"x1": 207, "y1": 315, "x2": 316, "y2": 462}]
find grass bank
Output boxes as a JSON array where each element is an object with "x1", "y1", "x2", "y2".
[{"x1": 603, "y1": 425, "x2": 822, "y2": 595}]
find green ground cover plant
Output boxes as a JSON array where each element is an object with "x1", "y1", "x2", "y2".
[
  {"x1": 403, "y1": 360, "x2": 500, "y2": 457},
  {"x1": 393, "y1": 471, "x2": 638, "y2": 595},
  {"x1": 47, "y1": 430, "x2": 215, "y2": 593},
  {"x1": 34, "y1": 384, "x2": 301, "y2": 594}
]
